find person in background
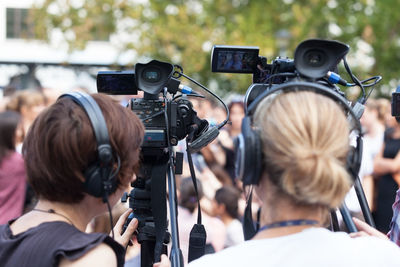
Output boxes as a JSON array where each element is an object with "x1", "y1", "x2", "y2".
[
  {"x1": 178, "y1": 177, "x2": 226, "y2": 265},
  {"x1": 373, "y1": 111, "x2": 400, "y2": 233},
  {"x1": 5, "y1": 89, "x2": 47, "y2": 212},
  {"x1": 0, "y1": 111, "x2": 26, "y2": 224},
  {"x1": 6, "y1": 89, "x2": 46, "y2": 152},
  {"x1": 345, "y1": 99, "x2": 386, "y2": 220},
  {"x1": 217, "y1": 99, "x2": 245, "y2": 183},
  {"x1": 188, "y1": 90, "x2": 400, "y2": 266},
  {"x1": 0, "y1": 93, "x2": 146, "y2": 267},
  {"x1": 213, "y1": 186, "x2": 244, "y2": 248}
]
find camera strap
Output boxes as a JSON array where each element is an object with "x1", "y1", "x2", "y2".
[
  {"x1": 243, "y1": 188, "x2": 260, "y2": 240},
  {"x1": 186, "y1": 140, "x2": 207, "y2": 262}
]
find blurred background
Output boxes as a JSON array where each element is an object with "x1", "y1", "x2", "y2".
[{"x1": 0, "y1": 0, "x2": 399, "y2": 98}]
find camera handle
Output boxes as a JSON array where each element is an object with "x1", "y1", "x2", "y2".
[{"x1": 167, "y1": 152, "x2": 184, "y2": 267}]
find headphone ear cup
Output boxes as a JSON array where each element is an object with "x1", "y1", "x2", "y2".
[
  {"x1": 84, "y1": 163, "x2": 118, "y2": 198},
  {"x1": 84, "y1": 163, "x2": 104, "y2": 198},
  {"x1": 235, "y1": 116, "x2": 263, "y2": 186}
]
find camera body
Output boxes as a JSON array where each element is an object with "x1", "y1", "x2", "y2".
[
  {"x1": 97, "y1": 60, "x2": 208, "y2": 148},
  {"x1": 130, "y1": 97, "x2": 206, "y2": 147}
]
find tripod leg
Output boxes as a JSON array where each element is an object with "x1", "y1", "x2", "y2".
[
  {"x1": 141, "y1": 240, "x2": 156, "y2": 267},
  {"x1": 339, "y1": 202, "x2": 357, "y2": 233},
  {"x1": 354, "y1": 175, "x2": 376, "y2": 227},
  {"x1": 330, "y1": 210, "x2": 340, "y2": 232}
]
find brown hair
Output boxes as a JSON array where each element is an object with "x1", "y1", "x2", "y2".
[
  {"x1": 215, "y1": 186, "x2": 240, "y2": 219},
  {"x1": 179, "y1": 177, "x2": 203, "y2": 213},
  {"x1": 0, "y1": 111, "x2": 21, "y2": 164},
  {"x1": 22, "y1": 93, "x2": 144, "y2": 204},
  {"x1": 254, "y1": 91, "x2": 351, "y2": 209}
]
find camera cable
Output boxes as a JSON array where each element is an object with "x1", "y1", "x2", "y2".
[{"x1": 174, "y1": 70, "x2": 229, "y2": 130}]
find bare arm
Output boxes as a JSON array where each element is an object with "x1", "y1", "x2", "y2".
[
  {"x1": 373, "y1": 147, "x2": 400, "y2": 176},
  {"x1": 350, "y1": 217, "x2": 389, "y2": 240},
  {"x1": 59, "y1": 243, "x2": 117, "y2": 267}
]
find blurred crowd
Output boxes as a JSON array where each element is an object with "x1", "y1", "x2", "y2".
[{"x1": 1, "y1": 85, "x2": 400, "y2": 265}]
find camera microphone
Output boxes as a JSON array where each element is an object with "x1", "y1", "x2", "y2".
[{"x1": 188, "y1": 126, "x2": 220, "y2": 153}]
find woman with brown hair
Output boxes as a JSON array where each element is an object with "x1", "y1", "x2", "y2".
[
  {"x1": 189, "y1": 90, "x2": 400, "y2": 266},
  {"x1": 0, "y1": 93, "x2": 145, "y2": 267}
]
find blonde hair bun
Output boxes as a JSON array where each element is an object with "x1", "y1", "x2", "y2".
[{"x1": 254, "y1": 91, "x2": 351, "y2": 209}]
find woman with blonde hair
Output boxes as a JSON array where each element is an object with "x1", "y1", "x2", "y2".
[{"x1": 189, "y1": 88, "x2": 400, "y2": 266}]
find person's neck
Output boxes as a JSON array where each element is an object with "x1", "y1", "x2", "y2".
[
  {"x1": 229, "y1": 128, "x2": 241, "y2": 138},
  {"x1": 252, "y1": 196, "x2": 324, "y2": 240},
  {"x1": 220, "y1": 214, "x2": 234, "y2": 226},
  {"x1": 34, "y1": 199, "x2": 96, "y2": 232}
]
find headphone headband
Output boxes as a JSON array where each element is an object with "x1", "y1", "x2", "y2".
[
  {"x1": 59, "y1": 92, "x2": 111, "y2": 149},
  {"x1": 245, "y1": 81, "x2": 362, "y2": 135}
]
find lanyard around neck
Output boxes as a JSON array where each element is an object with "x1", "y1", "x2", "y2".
[{"x1": 258, "y1": 219, "x2": 319, "y2": 233}]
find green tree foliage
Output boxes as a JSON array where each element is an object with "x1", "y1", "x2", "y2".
[{"x1": 32, "y1": 0, "x2": 400, "y2": 96}]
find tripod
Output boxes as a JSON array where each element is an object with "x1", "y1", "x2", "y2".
[{"x1": 122, "y1": 148, "x2": 183, "y2": 267}]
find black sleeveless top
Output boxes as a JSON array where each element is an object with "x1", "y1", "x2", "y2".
[
  {"x1": 0, "y1": 220, "x2": 125, "y2": 267},
  {"x1": 374, "y1": 132, "x2": 400, "y2": 233}
]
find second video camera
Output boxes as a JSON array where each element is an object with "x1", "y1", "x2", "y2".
[{"x1": 97, "y1": 60, "x2": 209, "y2": 149}]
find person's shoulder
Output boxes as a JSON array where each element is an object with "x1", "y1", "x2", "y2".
[
  {"x1": 0, "y1": 151, "x2": 21, "y2": 164},
  {"x1": 310, "y1": 229, "x2": 400, "y2": 264},
  {"x1": 59, "y1": 243, "x2": 117, "y2": 267},
  {"x1": 203, "y1": 213, "x2": 225, "y2": 230},
  {"x1": 348, "y1": 236, "x2": 400, "y2": 266},
  {"x1": 5, "y1": 151, "x2": 23, "y2": 162},
  {"x1": 352, "y1": 235, "x2": 400, "y2": 253},
  {"x1": 188, "y1": 241, "x2": 253, "y2": 266}
]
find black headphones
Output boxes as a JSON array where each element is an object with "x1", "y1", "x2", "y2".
[
  {"x1": 235, "y1": 81, "x2": 363, "y2": 186},
  {"x1": 58, "y1": 92, "x2": 121, "y2": 202}
]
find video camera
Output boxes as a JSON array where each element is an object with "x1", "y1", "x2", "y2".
[
  {"x1": 97, "y1": 60, "x2": 213, "y2": 149},
  {"x1": 211, "y1": 39, "x2": 381, "y2": 114}
]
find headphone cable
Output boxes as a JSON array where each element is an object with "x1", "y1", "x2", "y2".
[{"x1": 105, "y1": 194, "x2": 115, "y2": 239}]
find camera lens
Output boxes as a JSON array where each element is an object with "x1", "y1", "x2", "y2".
[{"x1": 304, "y1": 49, "x2": 326, "y2": 67}]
